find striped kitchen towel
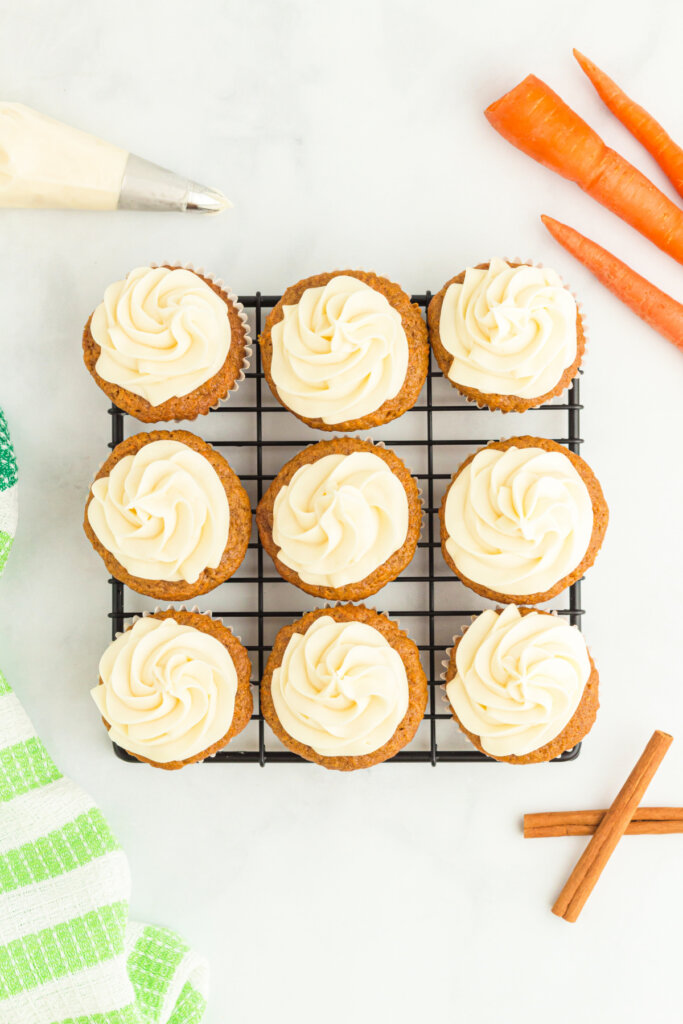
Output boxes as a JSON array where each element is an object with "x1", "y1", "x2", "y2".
[
  {"x1": 0, "y1": 408, "x2": 209, "y2": 1023},
  {"x1": 0, "y1": 410, "x2": 17, "y2": 577},
  {"x1": 0, "y1": 672, "x2": 209, "y2": 1024}
]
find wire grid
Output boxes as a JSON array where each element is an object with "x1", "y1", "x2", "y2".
[{"x1": 109, "y1": 291, "x2": 584, "y2": 765}]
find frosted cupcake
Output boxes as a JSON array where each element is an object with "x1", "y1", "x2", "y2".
[
  {"x1": 84, "y1": 430, "x2": 251, "y2": 599},
  {"x1": 439, "y1": 436, "x2": 608, "y2": 604},
  {"x1": 93, "y1": 610, "x2": 253, "y2": 769},
  {"x1": 83, "y1": 265, "x2": 250, "y2": 421},
  {"x1": 444, "y1": 606, "x2": 599, "y2": 764},
  {"x1": 258, "y1": 270, "x2": 429, "y2": 431},
  {"x1": 428, "y1": 259, "x2": 585, "y2": 411},
  {"x1": 256, "y1": 437, "x2": 422, "y2": 601},
  {"x1": 260, "y1": 605, "x2": 428, "y2": 771}
]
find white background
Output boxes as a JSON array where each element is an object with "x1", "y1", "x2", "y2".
[{"x1": 1, "y1": 1, "x2": 682, "y2": 1021}]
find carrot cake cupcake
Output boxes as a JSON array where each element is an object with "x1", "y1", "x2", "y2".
[
  {"x1": 259, "y1": 270, "x2": 429, "y2": 431},
  {"x1": 256, "y1": 437, "x2": 422, "y2": 601},
  {"x1": 261, "y1": 605, "x2": 428, "y2": 771},
  {"x1": 444, "y1": 605, "x2": 599, "y2": 763},
  {"x1": 83, "y1": 265, "x2": 249, "y2": 421},
  {"x1": 439, "y1": 436, "x2": 608, "y2": 604},
  {"x1": 428, "y1": 259, "x2": 584, "y2": 411},
  {"x1": 84, "y1": 430, "x2": 251, "y2": 599},
  {"x1": 92, "y1": 610, "x2": 253, "y2": 769}
]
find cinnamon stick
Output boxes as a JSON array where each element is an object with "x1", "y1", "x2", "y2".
[
  {"x1": 552, "y1": 730, "x2": 673, "y2": 922},
  {"x1": 525, "y1": 807, "x2": 683, "y2": 838}
]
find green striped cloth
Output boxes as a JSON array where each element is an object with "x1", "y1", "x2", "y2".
[
  {"x1": 0, "y1": 410, "x2": 209, "y2": 1023},
  {"x1": 0, "y1": 409, "x2": 17, "y2": 577}
]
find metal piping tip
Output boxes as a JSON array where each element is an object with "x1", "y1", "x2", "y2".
[
  {"x1": 185, "y1": 183, "x2": 232, "y2": 214},
  {"x1": 118, "y1": 153, "x2": 231, "y2": 213}
]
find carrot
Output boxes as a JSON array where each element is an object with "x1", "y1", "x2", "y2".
[
  {"x1": 485, "y1": 75, "x2": 683, "y2": 266},
  {"x1": 541, "y1": 214, "x2": 683, "y2": 352},
  {"x1": 574, "y1": 49, "x2": 683, "y2": 200}
]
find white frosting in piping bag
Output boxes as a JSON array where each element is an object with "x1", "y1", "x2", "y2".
[
  {"x1": 439, "y1": 259, "x2": 577, "y2": 398},
  {"x1": 0, "y1": 103, "x2": 127, "y2": 210},
  {"x1": 270, "y1": 275, "x2": 409, "y2": 424},
  {"x1": 272, "y1": 451, "x2": 409, "y2": 588},
  {"x1": 93, "y1": 616, "x2": 238, "y2": 763},
  {"x1": 444, "y1": 445, "x2": 593, "y2": 596},
  {"x1": 92, "y1": 267, "x2": 231, "y2": 406},
  {"x1": 87, "y1": 439, "x2": 230, "y2": 583},
  {"x1": 271, "y1": 616, "x2": 409, "y2": 757},
  {"x1": 446, "y1": 606, "x2": 590, "y2": 757}
]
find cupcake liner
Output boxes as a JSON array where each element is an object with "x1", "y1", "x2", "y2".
[
  {"x1": 112, "y1": 605, "x2": 242, "y2": 646},
  {"x1": 434, "y1": 257, "x2": 588, "y2": 413},
  {"x1": 160, "y1": 261, "x2": 253, "y2": 413},
  {"x1": 439, "y1": 617, "x2": 477, "y2": 705}
]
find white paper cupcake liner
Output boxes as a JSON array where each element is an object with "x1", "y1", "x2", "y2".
[
  {"x1": 438, "y1": 616, "x2": 477, "y2": 707},
  {"x1": 433, "y1": 256, "x2": 588, "y2": 413},
  {"x1": 157, "y1": 261, "x2": 253, "y2": 414},
  {"x1": 112, "y1": 605, "x2": 243, "y2": 647}
]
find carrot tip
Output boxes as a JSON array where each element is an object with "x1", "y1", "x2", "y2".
[{"x1": 573, "y1": 49, "x2": 592, "y2": 72}]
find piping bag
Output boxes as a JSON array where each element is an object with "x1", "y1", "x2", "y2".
[{"x1": 0, "y1": 102, "x2": 230, "y2": 212}]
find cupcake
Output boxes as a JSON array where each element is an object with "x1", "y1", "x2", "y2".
[
  {"x1": 84, "y1": 430, "x2": 251, "y2": 599},
  {"x1": 258, "y1": 270, "x2": 429, "y2": 431},
  {"x1": 444, "y1": 606, "x2": 599, "y2": 764},
  {"x1": 92, "y1": 610, "x2": 253, "y2": 769},
  {"x1": 83, "y1": 265, "x2": 250, "y2": 422},
  {"x1": 256, "y1": 437, "x2": 422, "y2": 601},
  {"x1": 260, "y1": 605, "x2": 428, "y2": 771},
  {"x1": 439, "y1": 436, "x2": 608, "y2": 604},
  {"x1": 428, "y1": 259, "x2": 584, "y2": 411}
]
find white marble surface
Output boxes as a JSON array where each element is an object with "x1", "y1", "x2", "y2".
[{"x1": 1, "y1": 1, "x2": 683, "y2": 1021}]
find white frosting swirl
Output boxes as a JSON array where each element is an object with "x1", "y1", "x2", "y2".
[
  {"x1": 439, "y1": 258, "x2": 577, "y2": 398},
  {"x1": 271, "y1": 616, "x2": 409, "y2": 757},
  {"x1": 269, "y1": 275, "x2": 409, "y2": 424},
  {"x1": 446, "y1": 606, "x2": 590, "y2": 757},
  {"x1": 87, "y1": 439, "x2": 230, "y2": 583},
  {"x1": 272, "y1": 451, "x2": 409, "y2": 588},
  {"x1": 92, "y1": 266, "x2": 231, "y2": 406},
  {"x1": 92, "y1": 616, "x2": 238, "y2": 763},
  {"x1": 444, "y1": 445, "x2": 593, "y2": 596}
]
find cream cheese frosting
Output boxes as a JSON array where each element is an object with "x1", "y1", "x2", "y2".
[
  {"x1": 439, "y1": 258, "x2": 577, "y2": 398},
  {"x1": 92, "y1": 266, "x2": 231, "y2": 406},
  {"x1": 271, "y1": 616, "x2": 409, "y2": 757},
  {"x1": 444, "y1": 445, "x2": 593, "y2": 596},
  {"x1": 0, "y1": 102, "x2": 128, "y2": 210},
  {"x1": 446, "y1": 606, "x2": 590, "y2": 757},
  {"x1": 269, "y1": 275, "x2": 409, "y2": 424},
  {"x1": 87, "y1": 439, "x2": 230, "y2": 583},
  {"x1": 272, "y1": 451, "x2": 409, "y2": 588},
  {"x1": 92, "y1": 616, "x2": 238, "y2": 763}
]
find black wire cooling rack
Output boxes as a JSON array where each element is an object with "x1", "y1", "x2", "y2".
[{"x1": 108, "y1": 291, "x2": 584, "y2": 765}]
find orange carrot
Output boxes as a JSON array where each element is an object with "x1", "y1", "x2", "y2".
[
  {"x1": 485, "y1": 75, "x2": 683, "y2": 266},
  {"x1": 542, "y1": 215, "x2": 683, "y2": 352},
  {"x1": 574, "y1": 49, "x2": 683, "y2": 200}
]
